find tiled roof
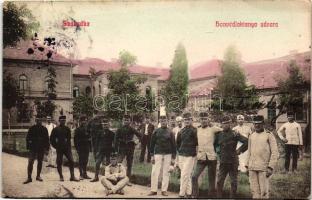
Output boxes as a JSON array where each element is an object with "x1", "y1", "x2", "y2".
[
  {"x1": 3, "y1": 40, "x2": 73, "y2": 65},
  {"x1": 73, "y1": 58, "x2": 170, "y2": 80},
  {"x1": 190, "y1": 59, "x2": 222, "y2": 80}
]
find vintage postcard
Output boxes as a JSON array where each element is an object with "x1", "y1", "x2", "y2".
[{"x1": 2, "y1": 0, "x2": 311, "y2": 199}]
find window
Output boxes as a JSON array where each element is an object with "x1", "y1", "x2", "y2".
[
  {"x1": 19, "y1": 74, "x2": 27, "y2": 93},
  {"x1": 73, "y1": 86, "x2": 79, "y2": 98},
  {"x1": 93, "y1": 86, "x2": 96, "y2": 96},
  {"x1": 85, "y1": 86, "x2": 91, "y2": 96},
  {"x1": 99, "y1": 84, "x2": 102, "y2": 95},
  {"x1": 291, "y1": 100, "x2": 307, "y2": 121},
  {"x1": 267, "y1": 101, "x2": 276, "y2": 122}
]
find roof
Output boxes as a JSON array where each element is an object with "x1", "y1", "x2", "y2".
[
  {"x1": 190, "y1": 80, "x2": 217, "y2": 97},
  {"x1": 190, "y1": 51, "x2": 311, "y2": 96},
  {"x1": 73, "y1": 57, "x2": 170, "y2": 80},
  {"x1": 3, "y1": 40, "x2": 74, "y2": 65},
  {"x1": 190, "y1": 59, "x2": 222, "y2": 80}
]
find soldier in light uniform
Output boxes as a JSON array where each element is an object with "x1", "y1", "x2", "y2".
[
  {"x1": 214, "y1": 116, "x2": 248, "y2": 198},
  {"x1": 91, "y1": 117, "x2": 115, "y2": 182},
  {"x1": 246, "y1": 115, "x2": 279, "y2": 199},
  {"x1": 23, "y1": 115, "x2": 50, "y2": 184},
  {"x1": 50, "y1": 115, "x2": 79, "y2": 182},
  {"x1": 101, "y1": 153, "x2": 129, "y2": 196},
  {"x1": 233, "y1": 115, "x2": 252, "y2": 172},
  {"x1": 148, "y1": 115, "x2": 176, "y2": 196},
  {"x1": 176, "y1": 112, "x2": 198, "y2": 198},
  {"x1": 192, "y1": 111, "x2": 222, "y2": 197},
  {"x1": 74, "y1": 115, "x2": 92, "y2": 180}
]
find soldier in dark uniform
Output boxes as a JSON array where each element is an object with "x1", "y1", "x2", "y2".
[
  {"x1": 50, "y1": 115, "x2": 79, "y2": 182},
  {"x1": 23, "y1": 115, "x2": 50, "y2": 184},
  {"x1": 91, "y1": 117, "x2": 115, "y2": 182},
  {"x1": 114, "y1": 114, "x2": 142, "y2": 184},
  {"x1": 214, "y1": 116, "x2": 248, "y2": 198},
  {"x1": 74, "y1": 115, "x2": 92, "y2": 180},
  {"x1": 139, "y1": 115, "x2": 155, "y2": 163}
]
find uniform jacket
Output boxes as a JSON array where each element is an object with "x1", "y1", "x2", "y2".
[
  {"x1": 150, "y1": 127, "x2": 176, "y2": 158},
  {"x1": 93, "y1": 128, "x2": 115, "y2": 152},
  {"x1": 114, "y1": 125, "x2": 142, "y2": 151},
  {"x1": 246, "y1": 130, "x2": 279, "y2": 171},
  {"x1": 26, "y1": 124, "x2": 50, "y2": 152},
  {"x1": 50, "y1": 125, "x2": 72, "y2": 150},
  {"x1": 74, "y1": 125, "x2": 91, "y2": 152},
  {"x1": 277, "y1": 122, "x2": 303, "y2": 145},
  {"x1": 176, "y1": 125, "x2": 198, "y2": 157},
  {"x1": 214, "y1": 129, "x2": 248, "y2": 164},
  {"x1": 139, "y1": 123, "x2": 155, "y2": 139}
]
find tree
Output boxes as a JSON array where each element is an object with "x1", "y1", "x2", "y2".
[
  {"x1": 3, "y1": 2, "x2": 39, "y2": 48},
  {"x1": 45, "y1": 66, "x2": 58, "y2": 100},
  {"x1": 214, "y1": 45, "x2": 262, "y2": 111},
  {"x1": 3, "y1": 71, "x2": 19, "y2": 130},
  {"x1": 118, "y1": 50, "x2": 137, "y2": 67},
  {"x1": 73, "y1": 95, "x2": 95, "y2": 119},
  {"x1": 271, "y1": 60, "x2": 310, "y2": 125},
  {"x1": 164, "y1": 43, "x2": 189, "y2": 114}
]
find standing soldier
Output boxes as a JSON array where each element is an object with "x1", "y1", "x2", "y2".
[
  {"x1": 114, "y1": 114, "x2": 142, "y2": 185},
  {"x1": 74, "y1": 115, "x2": 92, "y2": 180},
  {"x1": 246, "y1": 115, "x2": 279, "y2": 199},
  {"x1": 50, "y1": 115, "x2": 79, "y2": 182},
  {"x1": 233, "y1": 115, "x2": 252, "y2": 172},
  {"x1": 91, "y1": 117, "x2": 115, "y2": 182},
  {"x1": 277, "y1": 112, "x2": 303, "y2": 173},
  {"x1": 192, "y1": 111, "x2": 222, "y2": 197},
  {"x1": 139, "y1": 116, "x2": 155, "y2": 163},
  {"x1": 176, "y1": 112, "x2": 198, "y2": 198},
  {"x1": 23, "y1": 115, "x2": 50, "y2": 184},
  {"x1": 148, "y1": 115, "x2": 176, "y2": 196},
  {"x1": 45, "y1": 116, "x2": 56, "y2": 168},
  {"x1": 214, "y1": 116, "x2": 248, "y2": 198}
]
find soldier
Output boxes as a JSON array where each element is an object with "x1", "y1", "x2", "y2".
[
  {"x1": 214, "y1": 116, "x2": 248, "y2": 198},
  {"x1": 101, "y1": 153, "x2": 129, "y2": 196},
  {"x1": 50, "y1": 115, "x2": 79, "y2": 182},
  {"x1": 233, "y1": 115, "x2": 252, "y2": 172},
  {"x1": 114, "y1": 114, "x2": 142, "y2": 185},
  {"x1": 74, "y1": 115, "x2": 92, "y2": 180},
  {"x1": 192, "y1": 111, "x2": 222, "y2": 197},
  {"x1": 277, "y1": 112, "x2": 303, "y2": 173},
  {"x1": 91, "y1": 117, "x2": 115, "y2": 182},
  {"x1": 246, "y1": 115, "x2": 279, "y2": 199},
  {"x1": 139, "y1": 116, "x2": 155, "y2": 163},
  {"x1": 23, "y1": 115, "x2": 50, "y2": 184},
  {"x1": 148, "y1": 115, "x2": 176, "y2": 196},
  {"x1": 176, "y1": 112, "x2": 198, "y2": 198},
  {"x1": 45, "y1": 116, "x2": 56, "y2": 168}
]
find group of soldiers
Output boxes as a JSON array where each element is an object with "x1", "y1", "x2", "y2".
[{"x1": 23, "y1": 110, "x2": 303, "y2": 198}]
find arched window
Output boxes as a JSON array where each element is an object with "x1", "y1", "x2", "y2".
[
  {"x1": 99, "y1": 84, "x2": 102, "y2": 95},
  {"x1": 73, "y1": 86, "x2": 79, "y2": 98},
  {"x1": 19, "y1": 74, "x2": 28, "y2": 92},
  {"x1": 85, "y1": 86, "x2": 91, "y2": 96}
]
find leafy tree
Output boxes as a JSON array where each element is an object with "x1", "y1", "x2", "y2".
[
  {"x1": 45, "y1": 66, "x2": 58, "y2": 99},
  {"x1": 118, "y1": 50, "x2": 137, "y2": 67},
  {"x1": 271, "y1": 60, "x2": 310, "y2": 125},
  {"x1": 214, "y1": 45, "x2": 262, "y2": 111},
  {"x1": 164, "y1": 43, "x2": 189, "y2": 114},
  {"x1": 3, "y1": 2, "x2": 39, "y2": 47},
  {"x1": 3, "y1": 71, "x2": 19, "y2": 129},
  {"x1": 73, "y1": 95, "x2": 95, "y2": 119}
]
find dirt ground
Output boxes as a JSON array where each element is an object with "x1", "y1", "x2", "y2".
[{"x1": 1, "y1": 152, "x2": 178, "y2": 198}]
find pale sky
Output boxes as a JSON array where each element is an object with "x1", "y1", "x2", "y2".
[{"x1": 25, "y1": 0, "x2": 311, "y2": 68}]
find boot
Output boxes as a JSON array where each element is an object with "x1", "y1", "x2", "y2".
[
  {"x1": 36, "y1": 176, "x2": 43, "y2": 182},
  {"x1": 90, "y1": 176, "x2": 99, "y2": 182},
  {"x1": 83, "y1": 173, "x2": 92, "y2": 179},
  {"x1": 23, "y1": 178, "x2": 32, "y2": 184}
]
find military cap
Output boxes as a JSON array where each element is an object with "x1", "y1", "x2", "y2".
[
  {"x1": 287, "y1": 112, "x2": 295, "y2": 118},
  {"x1": 80, "y1": 115, "x2": 87, "y2": 121},
  {"x1": 159, "y1": 115, "x2": 167, "y2": 120},
  {"x1": 101, "y1": 117, "x2": 109, "y2": 123},
  {"x1": 182, "y1": 112, "x2": 192, "y2": 119},
  {"x1": 123, "y1": 114, "x2": 131, "y2": 119},
  {"x1": 170, "y1": 115, "x2": 176, "y2": 120},
  {"x1": 59, "y1": 115, "x2": 66, "y2": 121},
  {"x1": 46, "y1": 116, "x2": 52, "y2": 120},
  {"x1": 199, "y1": 111, "x2": 209, "y2": 118},
  {"x1": 237, "y1": 115, "x2": 244, "y2": 120},
  {"x1": 253, "y1": 115, "x2": 264, "y2": 124},
  {"x1": 221, "y1": 116, "x2": 232, "y2": 124},
  {"x1": 176, "y1": 116, "x2": 183, "y2": 122},
  {"x1": 111, "y1": 152, "x2": 118, "y2": 158}
]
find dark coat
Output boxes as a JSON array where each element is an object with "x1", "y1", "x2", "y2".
[
  {"x1": 74, "y1": 125, "x2": 91, "y2": 152},
  {"x1": 50, "y1": 125, "x2": 72, "y2": 151},
  {"x1": 139, "y1": 123, "x2": 155, "y2": 139},
  {"x1": 114, "y1": 125, "x2": 142, "y2": 152},
  {"x1": 26, "y1": 124, "x2": 50, "y2": 152},
  {"x1": 93, "y1": 128, "x2": 115, "y2": 153}
]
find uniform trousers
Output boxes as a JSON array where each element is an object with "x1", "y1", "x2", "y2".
[
  {"x1": 285, "y1": 144, "x2": 299, "y2": 171},
  {"x1": 151, "y1": 154, "x2": 172, "y2": 192},
  {"x1": 249, "y1": 170, "x2": 270, "y2": 199},
  {"x1": 178, "y1": 155, "x2": 196, "y2": 196},
  {"x1": 56, "y1": 149, "x2": 75, "y2": 178},
  {"x1": 77, "y1": 150, "x2": 89, "y2": 176},
  {"x1": 217, "y1": 162, "x2": 238, "y2": 197},
  {"x1": 27, "y1": 150, "x2": 45, "y2": 179},
  {"x1": 101, "y1": 176, "x2": 129, "y2": 193},
  {"x1": 118, "y1": 145, "x2": 135, "y2": 177}
]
